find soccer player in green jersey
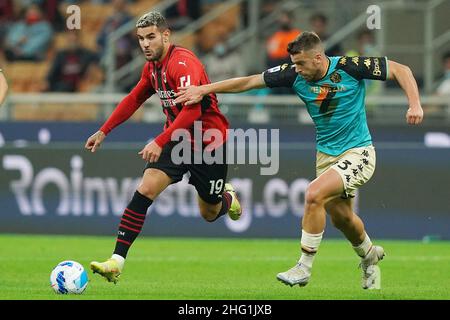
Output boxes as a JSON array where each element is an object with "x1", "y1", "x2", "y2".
[{"x1": 174, "y1": 31, "x2": 423, "y2": 289}]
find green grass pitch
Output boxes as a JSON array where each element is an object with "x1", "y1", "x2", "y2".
[{"x1": 1, "y1": 234, "x2": 449, "y2": 300}]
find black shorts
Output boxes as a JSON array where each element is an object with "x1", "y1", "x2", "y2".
[{"x1": 144, "y1": 142, "x2": 228, "y2": 204}]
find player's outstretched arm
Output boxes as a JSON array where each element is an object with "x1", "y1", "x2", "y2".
[
  {"x1": 387, "y1": 60, "x2": 424, "y2": 125},
  {"x1": 174, "y1": 74, "x2": 266, "y2": 106},
  {"x1": 0, "y1": 71, "x2": 9, "y2": 106}
]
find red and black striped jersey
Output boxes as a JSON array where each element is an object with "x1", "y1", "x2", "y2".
[{"x1": 100, "y1": 44, "x2": 229, "y2": 149}]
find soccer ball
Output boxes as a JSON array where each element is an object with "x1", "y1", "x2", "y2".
[{"x1": 50, "y1": 260, "x2": 88, "y2": 294}]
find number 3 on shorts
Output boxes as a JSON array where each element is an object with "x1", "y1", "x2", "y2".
[{"x1": 209, "y1": 179, "x2": 224, "y2": 195}]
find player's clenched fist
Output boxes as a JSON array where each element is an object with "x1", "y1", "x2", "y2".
[
  {"x1": 138, "y1": 141, "x2": 162, "y2": 163},
  {"x1": 85, "y1": 130, "x2": 106, "y2": 153},
  {"x1": 406, "y1": 105, "x2": 424, "y2": 125}
]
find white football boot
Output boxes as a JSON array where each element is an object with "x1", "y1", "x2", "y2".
[
  {"x1": 360, "y1": 245, "x2": 385, "y2": 289},
  {"x1": 276, "y1": 263, "x2": 311, "y2": 287}
]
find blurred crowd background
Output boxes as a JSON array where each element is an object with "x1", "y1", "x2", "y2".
[{"x1": 0, "y1": 0, "x2": 449, "y2": 123}]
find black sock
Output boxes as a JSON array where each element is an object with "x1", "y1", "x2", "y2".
[
  {"x1": 113, "y1": 191, "x2": 153, "y2": 258},
  {"x1": 210, "y1": 192, "x2": 232, "y2": 222}
]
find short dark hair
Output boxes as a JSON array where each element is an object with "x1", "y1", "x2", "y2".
[
  {"x1": 135, "y1": 11, "x2": 169, "y2": 31},
  {"x1": 287, "y1": 31, "x2": 322, "y2": 55}
]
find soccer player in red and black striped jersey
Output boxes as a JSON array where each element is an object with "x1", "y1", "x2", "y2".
[{"x1": 85, "y1": 11, "x2": 242, "y2": 283}]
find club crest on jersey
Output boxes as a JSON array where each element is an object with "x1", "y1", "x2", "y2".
[{"x1": 330, "y1": 71, "x2": 341, "y2": 83}]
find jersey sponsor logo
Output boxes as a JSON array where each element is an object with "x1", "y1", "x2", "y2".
[
  {"x1": 309, "y1": 85, "x2": 346, "y2": 94},
  {"x1": 161, "y1": 100, "x2": 176, "y2": 107},
  {"x1": 156, "y1": 89, "x2": 176, "y2": 99},
  {"x1": 364, "y1": 58, "x2": 371, "y2": 69},
  {"x1": 372, "y1": 58, "x2": 381, "y2": 76},
  {"x1": 352, "y1": 57, "x2": 359, "y2": 65},
  {"x1": 156, "y1": 89, "x2": 177, "y2": 107},
  {"x1": 339, "y1": 57, "x2": 347, "y2": 65},
  {"x1": 329, "y1": 71, "x2": 342, "y2": 83},
  {"x1": 180, "y1": 75, "x2": 191, "y2": 87}
]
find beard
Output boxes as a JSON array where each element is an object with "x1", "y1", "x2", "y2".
[
  {"x1": 144, "y1": 42, "x2": 164, "y2": 62},
  {"x1": 308, "y1": 69, "x2": 324, "y2": 82}
]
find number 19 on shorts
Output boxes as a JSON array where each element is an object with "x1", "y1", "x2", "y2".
[{"x1": 209, "y1": 179, "x2": 224, "y2": 195}]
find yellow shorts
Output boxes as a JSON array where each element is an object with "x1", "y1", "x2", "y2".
[{"x1": 316, "y1": 145, "x2": 376, "y2": 198}]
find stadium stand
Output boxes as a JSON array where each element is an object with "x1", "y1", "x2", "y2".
[{"x1": 1, "y1": 0, "x2": 449, "y2": 122}]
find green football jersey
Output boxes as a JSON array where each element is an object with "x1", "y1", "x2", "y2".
[{"x1": 263, "y1": 56, "x2": 388, "y2": 156}]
